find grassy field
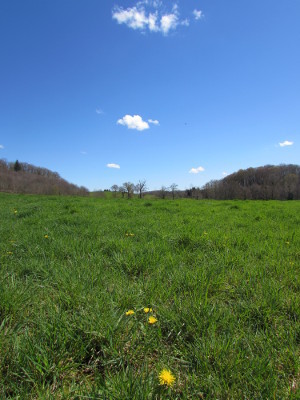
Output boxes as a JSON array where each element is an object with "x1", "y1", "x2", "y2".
[{"x1": 0, "y1": 193, "x2": 299, "y2": 399}]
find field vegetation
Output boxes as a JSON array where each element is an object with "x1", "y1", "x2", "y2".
[{"x1": 0, "y1": 193, "x2": 299, "y2": 399}]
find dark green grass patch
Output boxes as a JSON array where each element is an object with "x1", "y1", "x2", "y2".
[{"x1": 0, "y1": 193, "x2": 299, "y2": 399}]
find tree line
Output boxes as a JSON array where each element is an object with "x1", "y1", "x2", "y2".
[
  {"x1": 0, "y1": 159, "x2": 89, "y2": 195},
  {"x1": 109, "y1": 181, "x2": 179, "y2": 199},
  {"x1": 186, "y1": 165, "x2": 300, "y2": 200},
  {"x1": 1, "y1": 160, "x2": 298, "y2": 200},
  {"x1": 108, "y1": 165, "x2": 300, "y2": 201}
]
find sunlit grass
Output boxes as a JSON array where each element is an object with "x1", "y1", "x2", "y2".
[{"x1": 0, "y1": 193, "x2": 299, "y2": 398}]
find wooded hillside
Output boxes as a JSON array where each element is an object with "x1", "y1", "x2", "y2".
[
  {"x1": 0, "y1": 159, "x2": 89, "y2": 195},
  {"x1": 197, "y1": 164, "x2": 300, "y2": 200}
]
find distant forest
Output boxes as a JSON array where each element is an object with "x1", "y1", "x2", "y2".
[
  {"x1": 186, "y1": 165, "x2": 300, "y2": 200},
  {"x1": 0, "y1": 159, "x2": 89, "y2": 196},
  {"x1": 1, "y1": 160, "x2": 299, "y2": 200}
]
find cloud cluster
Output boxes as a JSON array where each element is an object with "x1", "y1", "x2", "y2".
[
  {"x1": 189, "y1": 166, "x2": 205, "y2": 174},
  {"x1": 279, "y1": 140, "x2": 294, "y2": 147},
  {"x1": 107, "y1": 163, "x2": 120, "y2": 169},
  {"x1": 0, "y1": 145, "x2": 4, "y2": 149},
  {"x1": 193, "y1": 9, "x2": 203, "y2": 20},
  {"x1": 117, "y1": 114, "x2": 159, "y2": 131},
  {"x1": 112, "y1": 2, "x2": 202, "y2": 35}
]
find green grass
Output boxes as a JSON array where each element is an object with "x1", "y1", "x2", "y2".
[{"x1": 0, "y1": 193, "x2": 299, "y2": 399}]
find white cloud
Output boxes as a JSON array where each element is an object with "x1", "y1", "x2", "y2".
[
  {"x1": 112, "y1": 6, "x2": 149, "y2": 30},
  {"x1": 222, "y1": 171, "x2": 228, "y2": 176},
  {"x1": 112, "y1": 2, "x2": 193, "y2": 35},
  {"x1": 117, "y1": 114, "x2": 150, "y2": 131},
  {"x1": 96, "y1": 108, "x2": 104, "y2": 115},
  {"x1": 0, "y1": 145, "x2": 4, "y2": 149},
  {"x1": 193, "y1": 9, "x2": 203, "y2": 20},
  {"x1": 279, "y1": 140, "x2": 294, "y2": 147},
  {"x1": 160, "y1": 13, "x2": 178, "y2": 34},
  {"x1": 80, "y1": 151, "x2": 87, "y2": 155},
  {"x1": 107, "y1": 163, "x2": 120, "y2": 169},
  {"x1": 148, "y1": 119, "x2": 159, "y2": 125},
  {"x1": 189, "y1": 166, "x2": 205, "y2": 174}
]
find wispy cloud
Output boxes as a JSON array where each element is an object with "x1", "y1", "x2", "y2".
[
  {"x1": 222, "y1": 171, "x2": 228, "y2": 176},
  {"x1": 107, "y1": 163, "x2": 120, "y2": 169},
  {"x1": 148, "y1": 119, "x2": 159, "y2": 125},
  {"x1": 80, "y1": 151, "x2": 87, "y2": 155},
  {"x1": 96, "y1": 108, "x2": 104, "y2": 115},
  {"x1": 117, "y1": 114, "x2": 150, "y2": 131},
  {"x1": 279, "y1": 140, "x2": 294, "y2": 147},
  {"x1": 189, "y1": 166, "x2": 205, "y2": 174},
  {"x1": 193, "y1": 9, "x2": 203, "y2": 20},
  {"x1": 0, "y1": 145, "x2": 4, "y2": 149},
  {"x1": 112, "y1": 2, "x2": 198, "y2": 35}
]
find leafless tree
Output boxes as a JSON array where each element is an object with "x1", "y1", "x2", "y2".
[
  {"x1": 123, "y1": 182, "x2": 135, "y2": 199},
  {"x1": 169, "y1": 183, "x2": 178, "y2": 200},
  {"x1": 135, "y1": 179, "x2": 147, "y2": 198},
  {"x1": 111, "y1": 184, "x2": 119, "y2": 197},
  {"x1": 159, "y1": 185, "x2": 168, "y2": 199}
]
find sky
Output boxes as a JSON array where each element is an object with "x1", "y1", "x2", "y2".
[{"x1": 0, "y1": 0, "x2": 299, "y2": 191}]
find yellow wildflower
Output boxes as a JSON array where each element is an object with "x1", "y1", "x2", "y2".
[
  {"x1": 144, "y1": 307, "x2": 153, "y2": 313},
  {"x1": 125, "y1": 310, "x2": 135, "y2": 316},
  {"x1": 286, "y1": 241, "x2": 290, "y2": 245},
  {"x1": 44, "y1": 234, "x2": 49, "y2": 239},
  {"x1": 148, "y1": 316, "x2": 158, "y2": 324},
  {"x1": 7, "y1": 251, "x2": 13, "y2": 255},
  {"x1": 159, "y1": 369, "x2": 175, "y2": 386},
  {"x1": 14, "y1": 210, "x2": 18, "y2": 214}
]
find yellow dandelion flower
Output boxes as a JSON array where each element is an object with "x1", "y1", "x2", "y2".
[
  {"x1": 144, "y1": 307, "x2": 153, "y2": 313},
  {"x1": 14, "y1": 210, "x2": 18, "y2": 214},
  {"x1": 159, "y1": 369, "x2": 175, "y2": 386},
  {"x1": 148, "y1": 316, "x2": 158, "y2": 324},
  {"x1": 125, "y1": 310, "x2": 135, "y2": 316},
  {"x1": 44, "y1": 234, "x2": 49, "y2": 239},
  {"x1": 7, "y1": 251, "x2": 13, "y2": 255}
]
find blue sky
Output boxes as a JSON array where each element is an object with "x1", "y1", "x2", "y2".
[{"x1": 0, "y1": 0, "x2": 299, "y2": 191}]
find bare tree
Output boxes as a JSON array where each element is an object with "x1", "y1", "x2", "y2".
[
  {"x1": 169, "y1": 183, "x2": 178, "y2": 200},
  {"x1": 135, "y1": 179, "x2": 147, "y2": 199},
  {"x1": 123, "y1": 182, "x2": 135, "y2": 199},
  {"x1": 111, "y1": 184, "x2": 119, "y2": 197},
  {"x1": 159, "y1": 185, "x2": 168, "y2": 199}
]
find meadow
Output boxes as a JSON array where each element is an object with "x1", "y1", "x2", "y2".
[{"x1": 0, "y1": 193, "x2": 299, "y2": 399}]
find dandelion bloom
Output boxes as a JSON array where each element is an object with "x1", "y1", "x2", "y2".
[
  {"x1": 144, "y1": 307, "x2": 153, "y2": 313},
  {"x1": 125, "y1": 310, "x2": 135, "y2": 316},
  {"x1": 148, "y1": 316, "x2": 157, "y2": 324},
  {"x1": 159, "y1": 369, "x2": 175, "y2": 386},
  {"x1": 44, "y1": 234, "x2": 49, "y2": 239}
]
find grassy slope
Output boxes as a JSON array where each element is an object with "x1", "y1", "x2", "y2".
[{"x1": 0, "y1": 193, "x2": 299, "y2": 399}]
